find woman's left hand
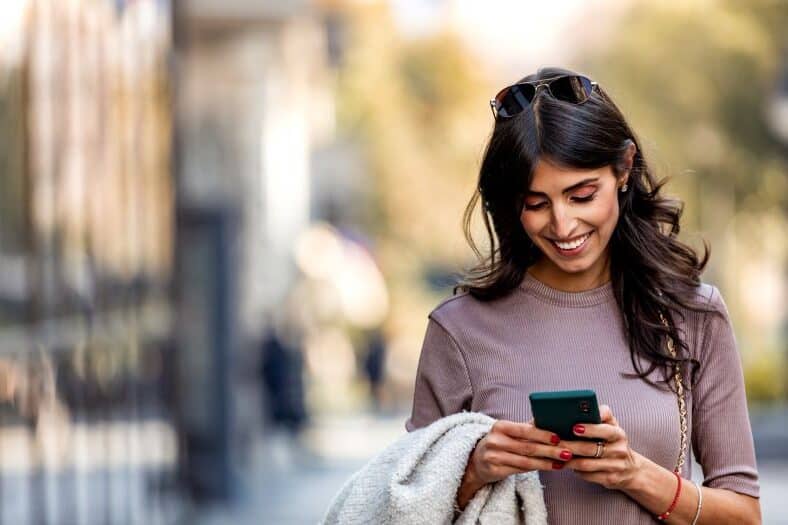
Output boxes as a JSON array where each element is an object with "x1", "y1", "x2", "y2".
[{"x1": 558, "y1": 404, "x2": 644, "y2": 490}]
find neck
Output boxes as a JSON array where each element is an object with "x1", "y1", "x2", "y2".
[{"x1": 527, "y1": 253, "x2": 611, "y2": 292}]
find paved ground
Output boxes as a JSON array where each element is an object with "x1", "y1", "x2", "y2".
[{"x1": 191, "y1": 410, "x2": 788, "y2": 525}]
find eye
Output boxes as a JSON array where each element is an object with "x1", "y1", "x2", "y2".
[
  {"x1": 523, "y1": 201, "x2": 547, "y2": 211},
  {"x1": 571, "y1": 192, "x2": 597, "y2": 203}
]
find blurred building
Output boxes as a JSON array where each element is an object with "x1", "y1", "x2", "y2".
[
  {"x1": 173, "y1": 0, "x2": 353, "y2": 505},
  {"x1": 0, "y1": 0, "x2": 178, "y2": 523},
  {"x1": 2, "y1": 0, "x2": 377, "y2": 520}
]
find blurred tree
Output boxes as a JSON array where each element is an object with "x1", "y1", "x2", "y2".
[
  {"x1": 584, "y1": 1, "x2": 788, "y2": 214},
  {"x1": 333, "y1": 1, "x2": 494, "y2": 368}
]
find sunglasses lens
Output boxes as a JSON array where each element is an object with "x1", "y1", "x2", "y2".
[
  {"x1": 548, "y1": 75, "x2": 593, "y2": 103},
  {"x1": 492, "y1": 75, "x2": 594, "y2": 119},
  {"x1": 495, "y1": 83, "x2": 536, "y2": 118}
]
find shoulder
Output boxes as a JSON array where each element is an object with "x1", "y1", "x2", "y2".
[
  {"x1": 426, "y1": 287, "x2": 524, "y2": 344},
  {"x1": 682, "y1": 282, "x2": 734, "y2": 359},
  {"x1": 694, "y1": 282, "x2": 716, "y2": 303},
  {"x1": 428, "y1": 287, "x2": 515, "y2": 324},
  {"x1": 429, "y1": 290, "x2": 475, "y2": 317},
  {"x1": 427, "y1": 290, "x2": 479, "y2": 331},
  {"x1": 674, "y1": 282, "x2": 730, "y2": 337},
  {"x1": 690, "y1": 282, "x2": 729, "y2": 318},
  {"x1": 665, "y1": 282, "x2": 730, "y2": 356}
]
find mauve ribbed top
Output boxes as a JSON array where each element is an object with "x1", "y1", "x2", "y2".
[{"x1": 405, "y1": 272, "x2": 759, "y2": 524}]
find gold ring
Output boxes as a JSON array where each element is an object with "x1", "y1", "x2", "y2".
[{"x1": 594, "y1": 441, "x2": 605, "y2": 458}]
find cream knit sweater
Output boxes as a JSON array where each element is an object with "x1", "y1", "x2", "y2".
[{"x1": 321, "y1": 411, "x2": 548, "y2": 525}]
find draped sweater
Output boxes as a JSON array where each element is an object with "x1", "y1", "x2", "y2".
[{"x1": 405, "y1": 272, "x2": 760, "y2": 524}]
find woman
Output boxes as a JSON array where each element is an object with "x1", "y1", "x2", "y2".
[{"x1": 405, "y1": 66, "x2": 761, "y2": 524}]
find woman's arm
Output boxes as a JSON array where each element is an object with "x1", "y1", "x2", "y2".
[
  {"x1": 561, "y1": 404, "x2": 761, "y2": 524},
  {"x1": 622, "y1": 452, "x2": 761, "y2": 524},
  {"x1": 621, "y1": 286, "x2": 761, "y2": 523},
  {"x1": 405, "y1": 316, "x2": 474, "y2": 432}
]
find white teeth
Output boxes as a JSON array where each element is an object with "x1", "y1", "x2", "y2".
[{"x1": 554, "y1": 232, "x2": 591, "y2": 250}]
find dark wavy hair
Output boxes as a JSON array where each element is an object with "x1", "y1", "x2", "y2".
[{"x1": 455, "y1": 66, "x2": 721, "y2": 389}]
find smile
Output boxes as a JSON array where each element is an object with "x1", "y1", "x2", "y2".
[{"x1": 550, "y1": 231, "x2": 592, "y2": 252}]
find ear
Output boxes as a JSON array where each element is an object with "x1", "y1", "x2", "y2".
[{"x1": 618, "y1": 139, "x2": 637, "y2": 188}]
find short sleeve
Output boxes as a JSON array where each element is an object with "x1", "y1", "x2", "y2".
[
  {"x1": 691, "y1": 286, "x2": 760, "y2": 498},
  {"x1": 404, "y1": 316, "x2": 474, "y2": 432}
]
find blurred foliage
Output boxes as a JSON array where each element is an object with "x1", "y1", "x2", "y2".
[
  {"x1": 744, "y1": 350, "x2": 786, "y2": 402},
  {"x1": 583, "y1": 0, "x2": 788, "y2": 222},
  {"x1": 335, "y1": 0, "x2": 787, "y2": 403},
  {"x1": 334, "y1": 2, "x2": 494, "y2": 344}
]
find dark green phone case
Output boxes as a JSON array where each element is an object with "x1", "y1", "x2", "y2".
[{"x1": 529, "y1": 389, "x2": 601, "y2": 442}]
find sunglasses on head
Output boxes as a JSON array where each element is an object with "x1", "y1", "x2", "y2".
[{"x1": 489, "y1": 74, "x2": 598, "y2": 119}]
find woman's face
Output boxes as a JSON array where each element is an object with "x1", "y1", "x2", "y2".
[{"x1": 520, "y1": 157, "x2": 629, "y2": 290}]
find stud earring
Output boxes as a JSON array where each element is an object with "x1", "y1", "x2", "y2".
[{"x1": 620, "y1": 183, "x2": 628, "y2": 193}]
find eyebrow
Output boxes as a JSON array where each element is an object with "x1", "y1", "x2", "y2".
[{"x1": 526, "y1": 177, "x2": 600, "y2": 197}]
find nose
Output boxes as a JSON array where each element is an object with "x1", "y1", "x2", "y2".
[{"x1": 550, "y1": 203, "x2": 577, "y2": 239}]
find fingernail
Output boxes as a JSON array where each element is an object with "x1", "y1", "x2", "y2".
[
  {"x1": 550, "y1": 434, "x2": 560, "y2": 445},
  {"x1": 560, "y1": 450, "x2": 572, "y2": 460},
  {"x1": 573, "y1": 424, "x2": 585, "y2": 434},
  {"x1": 552, "y1": 461, "x2": 564, "y2": 470}
]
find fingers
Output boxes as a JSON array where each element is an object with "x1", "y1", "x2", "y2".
[
  {"x1": 560, "y1": 405, "x2": 626, "y2": 456},
  {"x1": 493, "y1": 419, "x2": 559, "y2": 446},
  {"x1": 474, "y1": 422, "x2": 572, "y2": 484},
  {"x1": 558, "y1": 439, "x2": 604, "y2": 458},
  {"x1": 598, "y1": 404, "x2": 618, "y2": 425},
  {"x1": 490, "y1": 450, "x2": 564, "y2": 473},
  {"x1": 573, "y1": 422, "x2": 625, "y2": 443},
  {"x1": 487, "y1": 432, "x2": 573, "y2": 463}
]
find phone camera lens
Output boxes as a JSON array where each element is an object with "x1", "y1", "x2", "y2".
[{"x1": 579, "y1": 401, "x2": 590, "y2": 413}]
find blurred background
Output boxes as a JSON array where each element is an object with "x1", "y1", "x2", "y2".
[{"x1": 0, "y1": 0, "x2": 786, "y2": 523}]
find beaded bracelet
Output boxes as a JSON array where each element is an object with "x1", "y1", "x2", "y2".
[{"x1": 657, "y1": 470, "x2": 682, "y2": 520}]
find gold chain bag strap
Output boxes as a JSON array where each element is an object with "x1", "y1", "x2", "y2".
[{"x1": 658, "y1": 310, "x2": 688, "y2": 474}]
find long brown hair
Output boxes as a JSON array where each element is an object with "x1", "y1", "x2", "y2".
[{"x1": 455, "y1": 66, "x2": 721, "y2": 389}]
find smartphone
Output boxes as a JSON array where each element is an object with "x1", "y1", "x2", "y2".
[{"x1": 528, "y1": 389, "x2": 601, "y2": 442}]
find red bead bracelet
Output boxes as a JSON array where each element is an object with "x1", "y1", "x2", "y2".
[{"x1": 657, "y1": 470, "x2": 682, "y2": 520}]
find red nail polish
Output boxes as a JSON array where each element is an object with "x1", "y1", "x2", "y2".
[
  {"x1": 574, "y1": 424, "x2": 585, "y2": 434},
  {"x1": 552, "y1": 461, "x2": 564, "y2": 470},
  {"x1": 550, "y1": 434, "x2": 560, "y2": 445},
  {"x1": 560, "y1": 450, "x2": 572, "y2": 460}
]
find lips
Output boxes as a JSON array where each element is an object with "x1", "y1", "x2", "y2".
[
  {"x1": 551, "y1": 231, "x2": 592, "y2": 250},
  {"x1": 548, "y1": 231, "x2": 593, "y2": 256}
]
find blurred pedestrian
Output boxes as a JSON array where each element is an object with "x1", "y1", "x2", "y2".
[
  {"x1": 259, "y1": 323, "x2": 308, "y2": 434},
  {"x1": 362, "y1": 328, "x2": 386, "y2": 412}
]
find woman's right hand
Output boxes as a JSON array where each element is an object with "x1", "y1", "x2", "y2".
[{"x1": 467, "y1": 419, "x2": 572, "y2": 485}]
